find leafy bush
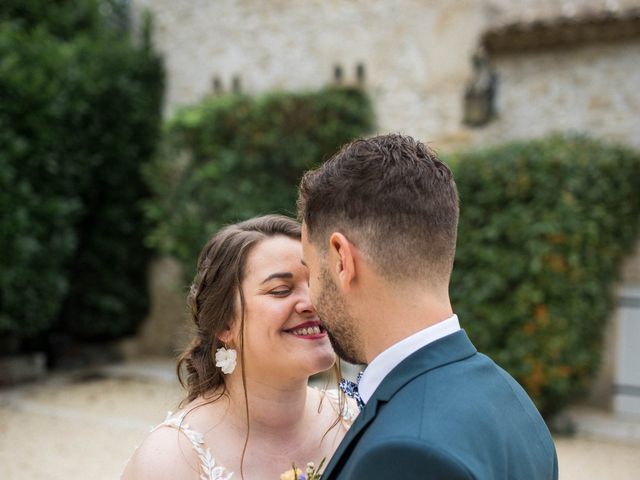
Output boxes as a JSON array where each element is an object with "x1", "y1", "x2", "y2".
[
  {"x1": 0, "y1": 26, "x2": 83, "y2": 338},
  {"x1": 449, "y1": 135, "x2": 640, "y2": 416},
  {"x1": 0, "y1": 0, "x2": 164, "y2": 342},
  {"x1": 0, "y1": 0, "x2": 104, "y2": 38},
  {"x1": 56, "y1": 23, "x2": 164, "y2": 340},
  {"x1": 144, "y1": 87, "x2": 374, "y2": 276}
]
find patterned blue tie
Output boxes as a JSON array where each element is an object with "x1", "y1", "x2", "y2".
[{"x1": 339, "y1": 371, "x2": 365, "y2": 409}]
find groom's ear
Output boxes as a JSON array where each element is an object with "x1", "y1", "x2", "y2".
[{"x1": 328, "y1": 232, "x2": 356, "y2": 292}]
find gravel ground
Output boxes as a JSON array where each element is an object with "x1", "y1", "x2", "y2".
[{"x1": 0, "y1": 361, "x2": 638, "y2": 480}]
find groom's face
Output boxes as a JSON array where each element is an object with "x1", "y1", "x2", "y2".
[{"x1": 302, "y1": 225, "x2": 365, "y2": 365}]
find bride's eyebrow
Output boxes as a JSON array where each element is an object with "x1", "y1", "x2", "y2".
[{"x1": 260, "y1": 272, "x2": 293, "y2": 284}]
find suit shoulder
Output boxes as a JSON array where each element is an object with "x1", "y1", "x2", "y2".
[{"x1": 348, "y1": 437, "x2": 474, "y2": 480}]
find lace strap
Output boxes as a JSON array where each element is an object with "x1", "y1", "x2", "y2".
[
  {"x1": 323, "y1": 389, "x2": 359, "y2": 424},
  {"x1": 153, "y1": 411, "x2": 233, "y2": 480}
]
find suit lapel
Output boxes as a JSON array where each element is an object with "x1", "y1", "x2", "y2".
[{"x1": 322, "y1": 330, "x2": 477, "y2": 479}]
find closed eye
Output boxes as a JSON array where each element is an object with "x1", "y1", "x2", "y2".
[{"x1": 269, "y1": 287, "x2": 291, "y2": 296}]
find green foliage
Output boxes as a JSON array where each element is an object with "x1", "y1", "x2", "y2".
[
  {"x1": 0, "y1": 25, "x2": 85, "y2": 338},
  {"x1": 0, "y1": 0, "x2": 103, "y2": 38},
  {"x1": 0, "y1": 1, "x2": 164, "y2": 341},
  {"x1": 144, "y1": 87, "x2": 374, "y2": 276},
  {"x1": 449, "y1": 135, "x2": 640, "y2": 416},
  {"x1": 57, "y1": 22, "x2": 164, "y2": 340}
]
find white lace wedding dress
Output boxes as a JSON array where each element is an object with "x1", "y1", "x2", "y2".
[{"x1": 148, "y1": 389, "x2": 357, "y2": 480}]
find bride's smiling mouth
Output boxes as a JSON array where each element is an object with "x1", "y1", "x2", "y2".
[{"x1": 284, "y1": 321, "x2": 327, "y2": 339}]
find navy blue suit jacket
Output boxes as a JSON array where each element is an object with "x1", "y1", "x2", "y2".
[{"x1": 322, "y1": 330, "x2": 558, "y2": 479}]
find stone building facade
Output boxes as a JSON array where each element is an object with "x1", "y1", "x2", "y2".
[
  {"x1": 471, "y1": 1, "x2": 640, "y2": 149},
  {"x1": 131, "y1": 0, "x2": 640, "y2": 150},
  {"x1": 132, "y1": 0, "x2": 487, "y2": 144},
  {"x1": 129, "y1": 0, "x2": 640, "y2": 413}
]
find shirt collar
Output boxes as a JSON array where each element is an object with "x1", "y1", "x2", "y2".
[{"x1": 358, "y1": 314, "x2": 460, "y2": 404}]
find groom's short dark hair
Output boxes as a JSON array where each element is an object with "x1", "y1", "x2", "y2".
[{"x1": 298, "y1": 133, "x2": 459, "y2": 284}]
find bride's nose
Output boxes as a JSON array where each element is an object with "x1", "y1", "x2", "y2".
[{"x1": 295, "y1": 289, "x2": 316, "y2": 315}]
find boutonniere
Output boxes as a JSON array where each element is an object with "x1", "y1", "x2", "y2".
[{"x1": 280, "y1": 459, "x2": 325, "y2": 480}]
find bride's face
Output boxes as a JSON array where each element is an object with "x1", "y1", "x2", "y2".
[{"x1": 232, "y1": 235, "x2": 336, "y2": 381}]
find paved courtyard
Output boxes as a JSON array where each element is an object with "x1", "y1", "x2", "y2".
[{"x1": 1, "y1": 359, "x2": 638, "y2": 479}]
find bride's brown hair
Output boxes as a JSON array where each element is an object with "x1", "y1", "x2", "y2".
[{"x1": 176, "y1": 214, "x2": 343, "y2": 478}]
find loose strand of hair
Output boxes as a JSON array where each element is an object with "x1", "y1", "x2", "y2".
[
  {"x1": 321, "y1": 360, "x2": 346, "y2": 444},
  {"x1": 238, "y1": 278, "x2": 251, "y2": 480}
]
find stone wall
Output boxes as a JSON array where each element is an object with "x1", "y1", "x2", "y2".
[
  {"x1": 131, "y1": 0, "x2": 640, "y2": 150},
  {"x1": 131, "y1": 0, "x2": 488, "y2": 143},
  {"x1": 469, "y1": 41, "x2": 640, "y2": 149},
  {"x1": 135, "y1": 257, "x2": 191, "y2": 356}
]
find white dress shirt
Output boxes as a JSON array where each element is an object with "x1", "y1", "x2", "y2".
[{"x1": 358, "y1": 314, "x2": 461, "y2": 404}]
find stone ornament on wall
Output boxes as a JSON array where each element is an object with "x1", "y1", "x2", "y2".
[{"x1": 463, "y1": 48, "x2": 497, "y2": 127}]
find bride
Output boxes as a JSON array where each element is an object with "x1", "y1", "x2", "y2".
[{"x1": 122, "y1": 215, "x2": 356, "y2": 479}]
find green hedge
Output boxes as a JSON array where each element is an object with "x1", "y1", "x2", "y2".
[
  {"x1": 0, "y1": 0, "x2": 164, "y2": 342},
  {"x1": 56, "y1": 22, "x2": 164, "y2": 340},
  {"x1": 144, "y1": 87, "x2": 374, "y2": 276},
  {"x1": 0, "y1": 0, "x2": 104, "y2": 37},
  {"x1": 0, "y1": 26, "x2": 82, "y2": 338},
  {"x1": 449, "y1": 135, "x2": 640, "y2": 416}
]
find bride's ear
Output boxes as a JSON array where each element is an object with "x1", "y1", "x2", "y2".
[
  {"x1": 329, "y1": 232, "x2": 356, "y2": 292},
  {"x1": 217, "y1": 325, "x2": 235, "y2": 345}
]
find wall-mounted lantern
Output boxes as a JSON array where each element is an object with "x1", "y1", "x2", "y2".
[
  {"x1": 212, "y1": 76, "x2": 223, "y2": 94},
  {"x1": 232, "y1": 75, "x2": 242, "y2": 93},
  {"x1": 356, "y1": 63, "x2": 366, "y2": 84},
  {"x1": 463, "y1": 48, "x2": 497, "y2": 127},
  {"x1": 334, "y1": 64, "x2": 344, "y2": 84}
]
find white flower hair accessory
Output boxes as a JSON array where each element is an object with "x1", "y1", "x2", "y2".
[{"x1": 215, "y1": 346, "x2": 237, "y2": 374}]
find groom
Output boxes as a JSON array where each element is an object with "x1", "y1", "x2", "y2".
[{"x1": 298, "y1": 134, "x2": 558, "y2": 479}]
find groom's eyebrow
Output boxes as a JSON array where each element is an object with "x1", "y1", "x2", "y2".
[
  {"x1": 301, "y1": 259, "x2": 307, "y2": 267},
  {"x1": 261, "y1": 272, "x2": 293, "y2": 284}
]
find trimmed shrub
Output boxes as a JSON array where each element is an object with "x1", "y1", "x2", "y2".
[
  {"x1": 56, "y1": 21, "x2": 164, "y2": 340},
  {"x1": 0, "y1": 0, "x2": 104, "y2": 38},
  {"x1": 144, "y1": 87, "x2": 374, "y2": 276},
  {"x1": 0, "y1": 0, "x2": 164, "y2": 342},
  {"x1": 449, "y1": 135, "x2": 640, "y2": 416},
  {"x1": 0, "y1": 26, "x2": 84, "y2": 338}
]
